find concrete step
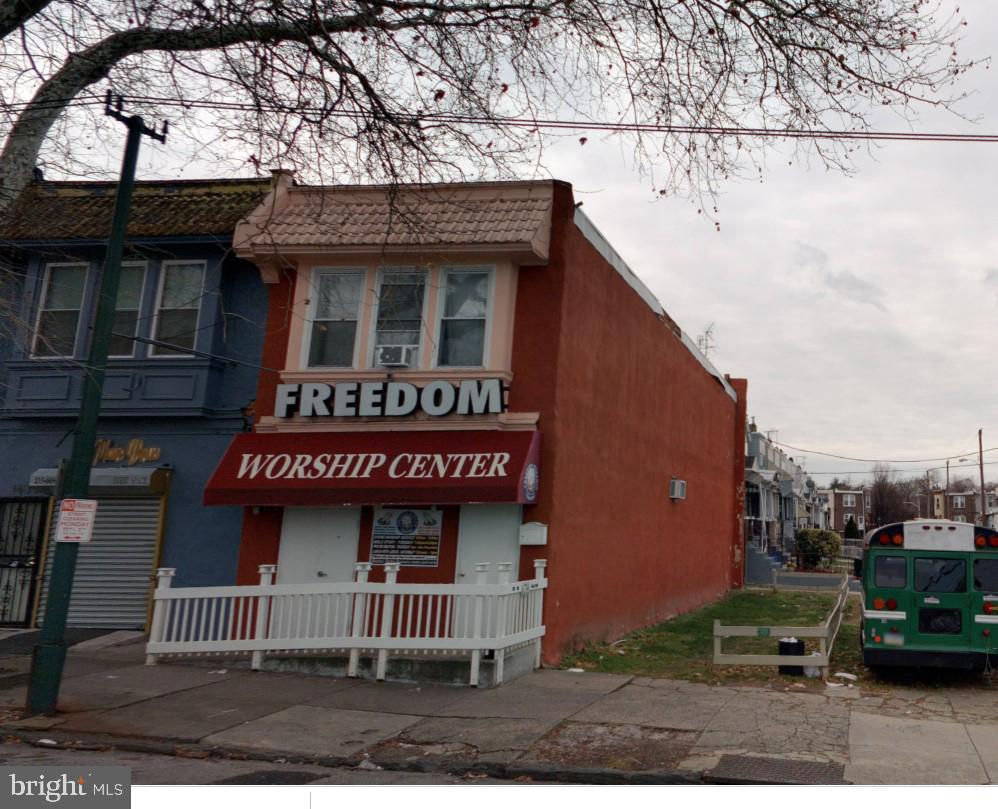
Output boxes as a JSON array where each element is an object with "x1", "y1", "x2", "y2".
[{"x1": 257, "y1": 645, "x2": 537, "y2": 689}]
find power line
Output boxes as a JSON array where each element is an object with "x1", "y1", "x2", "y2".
[
  {"x1": 8, "y1": 92, "x2": 998, "y2": 145},
  {"x1": 770, "y1": 440, "x2": 998, "y2": 464}
]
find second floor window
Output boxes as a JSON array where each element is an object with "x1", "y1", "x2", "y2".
[
  {"x1": 32, "y1": 263, "x2": 87, "y2": 357},
  {"x1": 109, "y1": 263, "x2": 147, "y2": 357},
  {"x1": 152, "y1": 261, "x2": 205, "y2": 356},
  {"x1": 438, "y1": 269, "x2": 489, "y2": 367},
  {"x1": 953, "y1": 495, "x2": 966, "y2": 509},
  {"x1": 373, "y1": 270, "x2": 426, "y2": 367},
  {"x1": 308, "y1": 271, "x2": 363, "y2": 367},
  {"x1": 842, "y1": 494, "x2": 856, "y2": 507}
]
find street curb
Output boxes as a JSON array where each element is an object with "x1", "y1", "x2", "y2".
[{"x1": 0, "y1": 727, "x2": 705, "y2": 785}]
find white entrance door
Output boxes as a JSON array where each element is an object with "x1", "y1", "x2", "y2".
[
  {"x1": 277, "y1": 507, "x2": 361, "y2": 584},
  {"x1": 273, "y1": 508, "x2": 361, "y2": 639},
  {"x1": 454, "y1": 504, "x2": 521, "y2": 584},
  {"x1": 453, "y1": 505, "x2": 521, "y2": 639}
]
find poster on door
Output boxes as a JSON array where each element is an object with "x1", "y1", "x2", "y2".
[{"x1": 371, "y1": 508, "x2": 441, "y2": 567}]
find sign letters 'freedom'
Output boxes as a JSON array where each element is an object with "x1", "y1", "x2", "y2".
[{"x1": 274, "y1": 379, "x2": 505, "y2": 418}]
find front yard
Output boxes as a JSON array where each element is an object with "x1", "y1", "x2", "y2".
[{"x1": 563, "y1": 588, "x2": 866, "y2": 686}]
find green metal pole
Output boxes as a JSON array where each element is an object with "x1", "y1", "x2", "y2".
[{"x1": 26, "y1": 116, "x2": 146, "y2": 715}]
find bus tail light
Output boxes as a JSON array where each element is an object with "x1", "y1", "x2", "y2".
[
  {"x1": 990, "y1": 536, "x2": 998, "y2": 548},
  {"x1": 879, "y1": 535, "x2": 890, "y2": 545},
  {"x1": 985, "y1": 603, "x2": 995, "y2": 615},
  {"x1": 892, "y1": 534, "x2": 903, "y2": 546},
  {"x1": 873, "y1": 597, "x2": 885, "y2": 609},
  {"x1": 886, "y1": 598, "x2": 897, "y2": 610}
]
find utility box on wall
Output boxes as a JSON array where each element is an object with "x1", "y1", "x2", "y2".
[
  {"x1": 519, "y1": 522, "x2": 548, "y2": 546},
  {"x1": 669, "y1": 479, "x2": 687, "y2": 501}
]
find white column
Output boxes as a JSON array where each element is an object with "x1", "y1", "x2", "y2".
[
  {"x1": 145, "y1": 567, "x2": 176, "y2": 666},
  {"x1": 251, "y1": 564, "x2": 277, "y2": 671},
  {"x1": 533, "y1": 559, "x2": 547, "y2": 669},
  {"x1": 375, "y1": 563, "x2": 400, "y2": 681},
  {"x1": 494, "y1": 562, "x2": 513, "y2": 685},
  {"x1": 469, "y1": 562, "x2": 490, "y2": 686},
  {"x1": 348, "y1": 562, "x2": 372, "y2": 678}
]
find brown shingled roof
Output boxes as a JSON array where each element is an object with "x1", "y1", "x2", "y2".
[
  {"x1": 0, "y1": 178, "x2": 271, "y2": 242},
  {"x1": 237, "y1": 180, "x2": 555, "y2": 259}
]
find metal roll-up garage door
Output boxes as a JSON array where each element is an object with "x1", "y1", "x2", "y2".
[{"x1": 37, "y1": 497, "x2": 164, "y2": 629}]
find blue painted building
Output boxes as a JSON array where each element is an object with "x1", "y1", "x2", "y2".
[{"x1": 0, "y1": 177, "x2": 271, "y2": 627}]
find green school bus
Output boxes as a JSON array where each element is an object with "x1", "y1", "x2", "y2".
[{"x1": 860, "y1": 519, "x2": 998, "y2": 670}]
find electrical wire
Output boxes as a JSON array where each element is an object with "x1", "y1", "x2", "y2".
[
  {"x1": 769, "y1": 440, "x2": 998, "y2": 464},
  {"x1": 7, "y1": 92, "x2": 998, "y2": 145}
]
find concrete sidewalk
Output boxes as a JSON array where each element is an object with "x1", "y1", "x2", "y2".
[{"x1": 2, "y1": 642, "x2": 997, "y2": 785}]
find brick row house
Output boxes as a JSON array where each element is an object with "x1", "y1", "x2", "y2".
[{"x1": 202, "y1": 173, "x2": 749, "y2": 661}]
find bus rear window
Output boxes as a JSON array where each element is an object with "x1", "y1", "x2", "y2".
[
  {"x1": 874, "y1": 556, "x2": 906, "y2": 588},
  {"x1": 975, "y1": 559, "x2": 998, "y2": 593},
  {"x1": 914, "y1": 558, "x2": 966, "y2": 593}
]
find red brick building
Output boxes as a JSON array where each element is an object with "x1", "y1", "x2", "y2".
[{"x1": 204, "y1": 173, "x2": 747, "y2": 661}]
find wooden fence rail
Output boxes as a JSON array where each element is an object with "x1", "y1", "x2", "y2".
[{"x1": 713, "y1": 575, "x2": 850, "y2": 678}]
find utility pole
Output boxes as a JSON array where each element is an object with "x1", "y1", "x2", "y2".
[
  {"x1": 26, "y1": 94, "x2": 167, "y2": 715},
  {"x1": 980, "y1": 429, "x2": 987, "y2": 526},
  {"x1": 945, "y1": 459, "x2": 950, "y2": 520}
]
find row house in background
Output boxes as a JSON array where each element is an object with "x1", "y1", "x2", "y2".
[
  {"x1": 930, "y1": 489, "x2": 998, "y2": 524},
  {"x1": 743, "y1": 424, "x2": 822, "y2": 559},
  {"x1": 200, "y1": 173, "x2": 749, "y2": 662},
  {"x1": 819, "y1": 488, "x2": 871, "y2": 535},
  {"x1": 0, "y1": 178, "x2": 269, "y2": 629}
]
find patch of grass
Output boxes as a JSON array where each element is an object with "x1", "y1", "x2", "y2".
[{"x1": 563, "y1": 588, "x2": 848, "y2": 686}]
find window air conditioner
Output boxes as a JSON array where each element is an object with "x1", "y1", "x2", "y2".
[
  {"x1": 669, "y1": 479, "x2": 687, "y2": 501},
  {"x1": 376, "y1": 345, "x2": 417, "y2": 367}
]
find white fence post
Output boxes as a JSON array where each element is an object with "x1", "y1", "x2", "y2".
[
  {"x1": 251, "y1": 564, "x2": 277, "y2": 671},
  {"x1": 469, "y1": 562, "x2": 490, "y2": 686},
  {"x1": 533, "y1": 559, "x2": 547, "y2": 669},
  {"x1": 376, "y1": 563, "x2": 400, "y2": 681},
  {"x1": 494, "y1": 562, "x2": 513, "y2": 685},
  {"x1": 348, "y1": 562, "x2": 371, "y2": 678},
  {"x1": 145, "y1": 567, "x2": 176, "y2": 666}
]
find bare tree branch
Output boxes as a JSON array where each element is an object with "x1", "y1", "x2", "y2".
[{"x1": 0, "y1": 0, "x2": 980, "y2": 222}]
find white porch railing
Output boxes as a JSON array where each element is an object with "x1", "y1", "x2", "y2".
[{"x1": 145, "y1": 559, "x2": 547, "y2": 686}]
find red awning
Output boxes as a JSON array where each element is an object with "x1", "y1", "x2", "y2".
[{"x1": 204, "y1": 430, "x2": 541, "y2": 506}]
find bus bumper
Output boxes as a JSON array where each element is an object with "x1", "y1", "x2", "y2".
[{"x1": 863, "y1": 647, "x2": 990, "y2": 671}]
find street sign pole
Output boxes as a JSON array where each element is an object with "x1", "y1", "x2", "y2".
[{"x1": 26, "y1": 95, "x2": 167, "y2": 715}]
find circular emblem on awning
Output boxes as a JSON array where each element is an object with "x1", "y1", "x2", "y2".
[{"x1": 522, "y1": 463, "x2": 539, "y2": 503}]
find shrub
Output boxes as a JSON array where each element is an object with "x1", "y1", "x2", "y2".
[
  {"x1": 844, "y1": 516, "x2": 860, "y2": 539},
  {"x1": 795, "y1": 528, "x2": 842, "y2": 570}
]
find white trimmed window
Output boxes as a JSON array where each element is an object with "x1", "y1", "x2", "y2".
[
  {"x1": 437, "y1": 268, "x2": 490, "y2": 367},
  {"x1": 843, "y1": 512, "x2": 855, "y2": 526},
  {"x1": 307, "y1": 270, "x2": 364, "y2": 367},
  {"x1": 954, "y1": 515, "x2": 967, "y2": 522},
  {"x1": 372, "y1": 269, "x2": 426, "y2": 367},
  {"x1": 152, "y1": 261, "x2": 205, "y2": 356},
  {"x1": 108, "y1": 263, "x2": 147, "y2": 357},
  {"x1": 953, "y1": 495, "x2": 966, "y2": 509},
  {"x1": 32, "y1": 263, "x2": 88, "y2": 357},
  {"x1": 842, "y1": 494, "x2": 856, "y2": 507}
]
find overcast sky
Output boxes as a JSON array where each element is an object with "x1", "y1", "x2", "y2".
[
  {"x1": 91, "y1": 1, "x2": 998, "y2": 487},
  {"x1": 535, "y1": 1, "x2": 998, "y2": 487}
]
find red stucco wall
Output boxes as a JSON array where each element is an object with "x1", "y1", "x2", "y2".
[
  {"x1": 511, "y1": 184, "x2": 743, "y2": 661},
  {"x1": 236, "y1": 267, "x2": 296, "y2": 584}
]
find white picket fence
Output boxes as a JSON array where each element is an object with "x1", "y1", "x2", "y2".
[{"x1": 145, "y1": 560, "x2": 547, "y2": 686}]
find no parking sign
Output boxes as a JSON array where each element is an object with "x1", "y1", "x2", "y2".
[{"x1": 55, "y1": 498, "x2": 98, "y2": 543}]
